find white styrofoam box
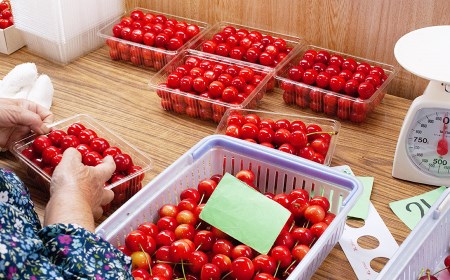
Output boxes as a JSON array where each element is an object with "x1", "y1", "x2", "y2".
[
  {"x1": 10, "y1": 0, "x2": 124, "y2": 43},
  {"x1": 377, "y1": 188, "x2": 450, "y2": 279},
  {"x1": 96, "y1": 135, "x2": 363, "y2": 280},
  {"x1": 19, "y1": 15, "x2": 115, "y2": 65},
  {"x1": 0, "y1": 24, "x2": 25, "y2": 55}
]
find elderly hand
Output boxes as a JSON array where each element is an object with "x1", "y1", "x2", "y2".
[
  {"x1": 45, "y1": 148, "x2": 115, "y2": 231},
  {"x1": 0, "y1": 98, "x2": 53, "y2": 150}
]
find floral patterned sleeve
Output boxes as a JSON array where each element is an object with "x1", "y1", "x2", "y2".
[{"x1": 0, "y1": 168, "x2": 133, "y2": 280}]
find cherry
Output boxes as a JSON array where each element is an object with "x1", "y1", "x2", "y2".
[
  {"x1": 200, "y1": 263, "x2": 221, "y2": 280},
  {"x1": 252, "y1": 254, "x2": 277, "y2": 275},
  {"x1": 231, "y1": 257, "x2": 255, "y2": 280}
]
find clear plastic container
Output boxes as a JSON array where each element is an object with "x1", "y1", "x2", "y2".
[
  {"x1": 97, "y1": 8, "x2": 209, "y2": 71},
  {"x1": 189, "y1": 21, "x2": 306, "y2": 73},
  {"x1": 10, "y1": 0, "x2": 124, "y2": 43},
  {"x1": 275, "y1": 45, "x2": 397, "y2": 123},
  {"x1": 216, "y1": 109, "x2": 340, "y2": 166},
  {"x1": 376, "y1": 188, "x2": 450, "y2": 280},
  {"x1": 148, "y1": 50, "x2": 275, "y2": 123},
  {"x1": 11, "y1": 114, "x2": 152, "y2": 213},
  {"x1": 96, "y1": 135, "x2": 362, "y2": 280},
  {"x1": 19, "y1": 18, "x2": 114, "y2": 65}
]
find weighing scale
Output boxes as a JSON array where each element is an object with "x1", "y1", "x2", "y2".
[{"x1": 392, "y1": 25, "x2": 450, "y2": 186}]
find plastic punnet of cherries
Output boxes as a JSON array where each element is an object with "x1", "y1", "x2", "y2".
[
  {"x1": 0, "y1": 0, "x2": 13, "y2": 29},
  {"x1": 121, "y1": 169, "x2": 336, "y2": 280}
]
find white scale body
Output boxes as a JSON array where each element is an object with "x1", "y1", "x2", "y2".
[{"x1": 392, "y1": 25, "x2": 450, "y2": 186}]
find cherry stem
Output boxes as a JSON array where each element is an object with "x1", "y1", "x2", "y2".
[
  {"x1": 195, "y1": 221, "x2": 203, "y2": 230},
  {"x1": 195, "y1": 243, "x2": 203, "y2": 251},
  {"x1": 283, "y1": 260, "x2": 298, "y2": 276},
  {"x1": 156, "y1": 260, "x2": 192, "y2": 265},
  {"x1": 139, "y1": 244, "x2": 152, "y2": 274},
  {"x1": 198, "y1": 193, "x2": 205, "y2": 205},
  {"x1": 306, "y1": 131, "x2": 338, "y2": 137},
  {"x1": 288, "y1": 220, "x2": 296, "y2": 232},
  {"x1": 181, "y1": 259, "x2": 186, "y2": 280},
  {"x1": 274, "y1": 261, "x2": 281, "y2": 277},
  {"x1": 221, "y1": 271, "x2": 232, "y2": 280},
  {"x1": 431, "y1": 265, "x2": 450, "y2": 275}
]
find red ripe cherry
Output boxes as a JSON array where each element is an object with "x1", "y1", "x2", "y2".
[
  {"x1": 291, "y1": 227, "x2": 314, "y2": 245},
  {"x1": 273, "y1": 128, "x2": 291, "y2": 147},
  {"x1": 212, "y1": 239, "x2": 234, "y2": 256},
  {"x1": 278, "y1": 143, "x2": 295, "y2": 154},
  {"x1": 270, "y1": 245, "x2": 292, "y2": 268},
  {"x1": 222, "y1": 86, "x2": 239, "y2": 103},
  {"x1": 78, "y1": 129, "x2": 97, "y2": 145},
  {"x1": 444, "y1": 255, "x2": 450, "y2": 273},
  {"x1": 32, "y1": 135, "x2": 52, "y2": 154},
  {"x1": 315, "y1": 72, "x2": 331, "y2": 88},
  {"x1": 274, "y1": 231, "x2": 295, "y2": 249},
  {"x1": 167, "y1": 36, "x2": 184, "y2": 50},
  {"x1": 289, "y1": 189, "x2": 309, "y2": 201},
  {"x1": 113, "y1": 153, "x2": 132, "y2": 171},
  {"x1": 273, "y1": 193, "x2": 292, "y2": 209},
  {"x1": 289, "y1": 198, "x2": 310, "y2": 218},
  {"x1": 253, "y1": 273, "x2": 276, "y2": 280},
  {"x1": 310, "y1": 138, "x2": 329, "y2": 156},
  {"x1": 170, "y1": 239, "x2": 195, "y2": 262},
  {"x1": 365, "y1": 74, "x2": 381, "y2": 87},
  {"x1": 47, "y1": 130, "x2": 67, "y2": 146},
  {"x1": 192, "y1": 76, "x2": 208, "y2": 93},
  {"x1": 225, "y1": 124, "x2": 242, "y2": 138},
  {"x1": 358, "y1": 81, "x2": 376, "y2": 99},
  {"x1": 229, "y1": 46, "x2": 245, "y2": 60},
  {"x1": 155, "y1": 230, "x2": 176, "y2": 247},
  {"x1": 174, "y1": 223, "x2": 195, "y2": 240},
  {"x1": 227, "y1": 113, "x2": 245, "y2": 127},
  {"x1": 259, "y1": 118, "x2": 276, "y2": 130},
  {"x1": 252, "y1": 254, "x2": 277, "y2": 275},
  {"x1": 176, "y1": 209, "x2": 197, "y2": 225},
  {"x1": 304, "y1": 205, "x2": 326, "y2": 223},
  {"x1": 82, "y1": 151, "x2": 102, "y2": 166},
  {"x1": 185, "y1": 24, "x2": 200, "y2": 39},
  {"x1": 259, "y1": 52, "x2": 275, "y2": 66},
  {"x1": 297, "y1": 146, "x2": 315, "y2": 160},
  {"x1": 245, "y1": 47, "x2": 261, "y2": 63},
  {"x1": 125, "y1": 230, "x2": 150, "y2": 252},
  {"x1": 258, "y1": 128, "x2": 274, "y2": 144},
  {"x1": 231, "y1": 244, "x2": 254, "y2": 260},
  {"x1": 41, "y1": 146, "x2": 61, "y2": 165},
  {"x1": 151, "y1": 263, "x2": 173, "y2": 279},
  {"x1": 329, "y1": 75, "x2": 346, "y2": 92},
  {"x1": 75, "y1": 144, "x2": 91, "y2": 157},
  {"x1": 89, "y1": 137, "x2": 110, "y2": 154},
  {"x1": 136, "y1": 222, "x2": 158, "y2": 238},
  {"x1": 241, "y1": 123, "x2": 259, "y2": 140},
  {"x1": 211, "y1": 254, "x2": 232, "y2": 273},
  {"x1": 202, "y1": 40, "x2": 217, "y2": 53},
  {"x1": 180, "y1": 188, "x2": 201, "y2": 204},
  {"x1": 323, "y1": 212, "x2": 336, "y2": 225},
  {"x1": 159, "y1": 204, "x2": 179, "y2": 218},
  {"x1": 342, "y1": 58, "x2": 358, "y2": 72},
  {"x1": 231, "y1": 257, "x2": 255, "y2": 280},
  {"x1": 338, "y1": 69, "x2": 353, "y2": 81},
  {"x1": 197, "y1": 179, "x2": 217, "y2": 200},
  {"x1": 194, "y1": 230, "x2": 216, "y2": 251},
  {"x1": 292, "y1": 244, "x2": 310, "y2": 261},
  {"x1": 314, "y1": 50, "x2": 330, "y2": 64},
  {"x1": 215, "y1": 43, "x2": 230, "y2": 56},
  {"x1": 67, "y1": 123, "x2": 86, "y2": 136},
  {"x1": 289, "y1": 130, "x2": 308, "y2": 149},
  {"x1": 310, "y1": 196, "x2": 331, "y2": 212},
  {"x1": 187, "y1": 250, "x2": 209, "y2": 274},
  {"x1": 235, "y1": 169, "x2": 255, "y2": 186},
  {"x1": 329, "y1": 54, "x2": 344, "y2": 67},
  {"x1": 131, "y1": 251, "x2": 151, "y2": 270},
  {"x1": 200, "y1": 263, "x2": 221, "y2": 280},
  {"x1": 310, "y1": 221, "x2": 328, "y2": 237},
  {"x1": 102, "y1": 146, "x2": 122, "y2": 158},
  {"x1": 325, "y1": 64, "x2": 341, "y2": 76},
  {"x1": 288, "y1": 66, "x2": 304, "y2": 82},
  {"x1": 60, "y1": 135, "x2": 80, "y2": 151},
  {"x1": 302, "y1": 69, "x2": 318, "y2": 85}
]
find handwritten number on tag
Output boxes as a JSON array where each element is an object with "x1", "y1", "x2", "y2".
[{"x1": 405, "y1": 199, "x2": 432, "y2": 218}]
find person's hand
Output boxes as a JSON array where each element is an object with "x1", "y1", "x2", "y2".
[
  {"x1": 45, "y1": 148, "x2": 115, "y2": 231},
  {"x1": 0, "y1": 98, "x2": 53, "y2": 150}
]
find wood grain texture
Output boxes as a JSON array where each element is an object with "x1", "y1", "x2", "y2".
[
  {"x1": 125, "y1": 0, "x2": 450, "y2": 100},
  {"x1": 0, "y1": 44, "x2": 436, "y2": 279}
]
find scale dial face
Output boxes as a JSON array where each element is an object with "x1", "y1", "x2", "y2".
[{"x1": 406, "y1": 108, "x2": 450, "y2": 177}]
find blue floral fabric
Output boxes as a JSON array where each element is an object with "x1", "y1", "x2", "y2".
[{"x1": 0, "y1": 168, "x2": 133, "y2": 279}]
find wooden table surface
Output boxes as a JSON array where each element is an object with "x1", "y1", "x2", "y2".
[{"x1": 0, "y1": 46, "x2": 435, "y2": 280}]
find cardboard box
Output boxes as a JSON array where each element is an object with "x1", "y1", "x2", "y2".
[{"x1": 0, "y1": 25, "x2": 25, "y2": 55}]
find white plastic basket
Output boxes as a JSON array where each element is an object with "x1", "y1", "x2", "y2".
[
  {"x1": 377, "y1": 188, "x2": 450, "y2": 279},
  {"x1": 96, "y1": 135, "x2": 362, "y2": 279}
]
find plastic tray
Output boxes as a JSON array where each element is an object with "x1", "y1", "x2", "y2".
[
  {"x1": 19, "y1": 14, "x2": 118, "y2": 65},
  {"x1": 216, "y1": 109, "x2": 340, "y2": 166},
  {"x1": 10, "y1": 0, "x2": 123, "y2": 43},
  {"x1": 11, "y1": 114, "x2": 152, "y2": 212},
  {"x1": 149, "y1": 50, "x2": 274, "y2": 123},
  {"x1": 98, "y1": 8, "x2": 209, "y2": 71},
  {"x1": 189, "y1": 21, "x2": 306, "y2": 73},
  {"x1": 96, "y1": 135, "x2": 362, "y2": 280},
  {"x1": 275, "y1": 45, "x2": 397, "y2": 123},
  {"x1": 377, "y1": 188, "x2": 450, "y2": 279}
]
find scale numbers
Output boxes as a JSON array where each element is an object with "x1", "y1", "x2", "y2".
[{"x1": 406, "y1": 109, "x2": 450, "y2": 177}]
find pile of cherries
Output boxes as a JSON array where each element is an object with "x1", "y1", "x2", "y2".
[
  {"x1": 20, "y1": 122, "x2": 145, "y2": 207},
  {"x1": 157, "y1": 56, "x2": 266, "y2": 122},
  {"x1": 201, "y1": 25, "x2": 292, "y2": 67},
  {"x1": 0, "y1": 0, "x2": 13, "y2": 29},
  {"x1": 121, "y1": 169, "x2": 335, "y2": 280},
  {"x1": 224, "y1": 112, "x2": 335, "y2": 164},
  {"x1": 280, "y1": 49, "x2": 389, "y2": 122},
  {"x1": 107, "y1": 9, "x2": 201, "y2": 69}
]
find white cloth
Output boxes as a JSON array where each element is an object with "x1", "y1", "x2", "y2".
[{"x1": 0, "y1": 63, "x2": 54, "y2": 109}]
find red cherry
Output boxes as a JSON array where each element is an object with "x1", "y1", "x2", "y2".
[
  {"x1": 235, "y1": 169, "x2": 255, "y2": 186},
  {"x1": 231, "y1": 257, "x2": 255, "y2": 280},
  {"x1": 200, "y1": 263, "x2": 221, "y2": 280},
  {"x1": 270, "y1": 246, "x2": 292, "y2": 268},
  {"x1": 252, "y1": 254, "x2": 277, "y2": 275}
]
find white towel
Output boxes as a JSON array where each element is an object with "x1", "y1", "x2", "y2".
[{"x1": 0, "y1": 63, "x2": 54, "y2": 109}]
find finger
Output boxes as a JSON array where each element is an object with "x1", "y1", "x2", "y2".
[
  {"x1": 101, "y1": 189, "x2": 114, "y2": 206},
  {"x1": 92, "y1": 155, "x2": 116, "y2": 183},
  {"x1": 59, "y1": 147, "x2": 82, "y2": 166},
  {"x1": 4, "y1": 103, "x2": 51, "y2": 135},
  {"x1": 17, "y1": 99, "x2": 54, "y2": 133},
  {"x1": 5, "y1": 125, "x2": 30, "y2": 148}
]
